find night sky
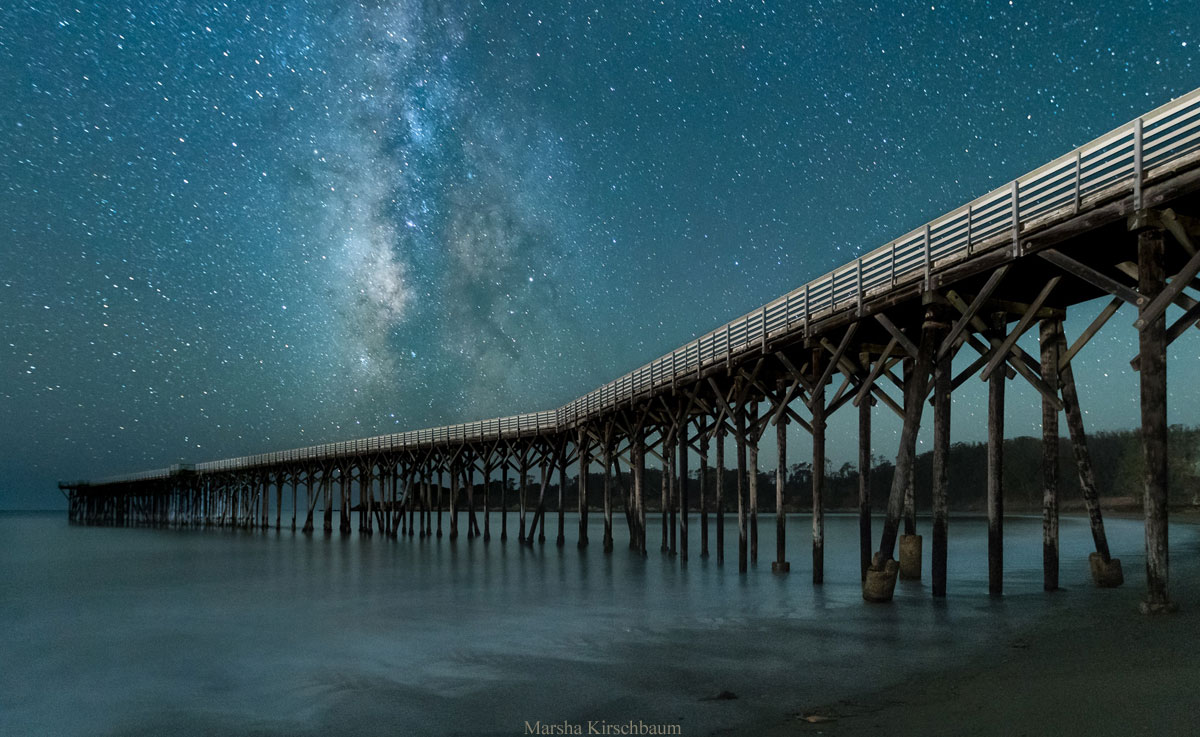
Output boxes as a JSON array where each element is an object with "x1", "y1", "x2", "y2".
[{"x1": 2, "y1": 1, "x2": 1197, "y2": 509}]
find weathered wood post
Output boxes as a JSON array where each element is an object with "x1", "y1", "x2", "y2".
[
  {"x1": 988, "y1": 312, "x2": 1006, "y2": 596},
  {"x1": 578, "y1": 430, "x2": 589, "y2": 548},
  {"x1": 1136, "y1": 226, "x2": 1173, "y2": 613},
  {"x1": 518, "y1": 455, "x2": 528, "y2": 543},
  {"x1": 748, "y1": 401, "x2": 759, "y2": 566},
  {"x1": 450, "y1": 462, "x2": 460, "y2": 540},
  {"x1": 679, "y1": 426, "x2": 689, "y2": 562},
  {"x1": 661, "y1": 439, "x2": 671, "y2": 553},
  {"x1": 699, "y1": 419, "x2": 710, "y2": 558},
  {"x1": 557, "y1": 455, "x2": 567, "y2": 547},
  {"x1": 812, "y1": 353, "x2": 826, "y2": 585},
  {"x1": 1057, "y1": 334, "x2": 1121, "y2": 585},
  {"x1": 603, "y1": 441, "x2": 614, "y2": 552},
  {"x1": 1040, "y1": 318, "x2": 1060, "y2": 592},
  {"x1": 436, "y1": 470, "x2": 446, "y2": 540},
  {"x1": 736, "y1": 404, "x2": 749, "y2": 573},
  {"x1": 483, "y1": 458, "x2": 492, "y2": 542},
  {"x1": 501, "y1": 461, "x2": 509, "y2": 542},
  {"x1": 538, "y1": 458, "x2": 549, "y2": 544},
  {"x1": 634, "y1": 426, "x2": 647, "y2": 555},
  {"x1": 931, "y1": 339, "x2": 951, "y2": 597},
  {"x1": 858, "y1": 387, "x2": 872, "y2": 582},
  {"x1": 340, "y1": 470, "x2": 352, "y2": 534},
  {"x1": 898, "y1": 355, "x2": 922, "y2": 581},
  {"x1": 302, "y1": 473, "x2": 315, "y2": 533},
  {"x1": 902, "y1": 357, "x2": 917, "y2": 537},
  {"x1": 435, "y1": 468, "x2": 443, "y2": 538},
  {"x1": 465, "y1": 462, "x2": 477, "y2": 539},
  {"x1": 668, "y1": 441, "x2": 677, "y2": 557},
  {"x1": 323, "y1": 471, "x2": 334, "y2": 534},
  {"x1": 773, "y1": 413, "x2": 789, "y2": 574},
  {"x1": 716, "y1": 423, "x2": 726, "y2": 565}
]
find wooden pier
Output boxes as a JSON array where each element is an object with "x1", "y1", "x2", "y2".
[{"x1": 62, "y1": 89, "x2": 1200, "y2": 611}]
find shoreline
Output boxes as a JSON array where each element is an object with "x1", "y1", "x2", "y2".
[{"x1": 739, "y1": 516, "x2": 1200, "y2": 737}]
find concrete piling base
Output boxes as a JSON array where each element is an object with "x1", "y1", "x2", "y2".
[
  {"x1": 863, "y1": 557, "x2": 900, "y2": 602},
  {"x1": 899, "y1": 534, "x2": 922, "y2": 580},
  {"x1": 1088, "y1": 552, "x2": 1124, "y2": 588}
]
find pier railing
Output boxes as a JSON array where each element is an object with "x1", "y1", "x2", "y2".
[{"x1": 93, "y1": 87, "x2": 1200, "y2": 484}]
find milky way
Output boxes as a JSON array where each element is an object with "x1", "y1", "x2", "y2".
[{"x1": 1, "y1": 1, "x2": 1197, "y2": 507}]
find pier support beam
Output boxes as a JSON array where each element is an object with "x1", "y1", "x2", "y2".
[
  {"x1": 988, "y1": 312, "x2": 1006, "y2": 596},
  {"x1": 483, "y1": 461, "x2": 492, "y2": 542},
  {"x1": 1137, "y1": 226, "x2": 1175, "y2": 613},
  {"x1": 773, "y1": 415, "x2": 789, "y2": 574},
  {"x1": 898, "y1": 356, "x2": 922, "y2": 582},
  {"x1": 748, "y1": 403, "x2": 759, "y2": 567},
  {"x1": 634, "y1": 427, "x2": 647, "y2": 555},
  {"x1": 931, "y1": 336, "x2": 951, "y2": 597},
  {"x1": 699, "y1": 422, "x2": 710, "y2": 559},
  {"x1": 736, "y1": 408, "x2": 749, "y2": 573},
  {"x1": 1041, "y1": 319, "x2": 1060, "y2": 592},
  {"x1": 716, "y1": 423, "x2": 726, "y2": 565},
  {"x1": 602, "y1": 442, "x2": 613, "y2": 552},
  {"x1": 578, "y1": 430, "x2": 589, "y2": 548},
  {"x1": 661, "y1": 440, "x2": 671, "y2": 554},
  {"x1": 858, "y1": 391, "x2": 872, "y2": 582},
  {"x1": 812, "y1": 356, "x2": 826, "y2": 585},
  {"x1": 679, "y1": 428, "x2": 690, "y2": 562},
  {"x1": 501, "y1": 462, "x2": 509, "y2": 543},
  {"x1": 518, "y1": 459, "x2": 528, "y2": 543},
  {"x1": 557, "y1": 456, "x2": 567, "y2": 547}
]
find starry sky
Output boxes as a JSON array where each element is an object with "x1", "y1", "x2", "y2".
[{"x1": 2, "y1": 1, "x2": 1197, "y2": 509}]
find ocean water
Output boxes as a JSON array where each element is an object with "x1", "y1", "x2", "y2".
[{"x1": 0, "y1": 510, "x2": 1191, "y2": 736}]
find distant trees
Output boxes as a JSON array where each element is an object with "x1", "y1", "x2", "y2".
[{"x1": 511, "y1": 425, "x2": 1200, "y2": 513}]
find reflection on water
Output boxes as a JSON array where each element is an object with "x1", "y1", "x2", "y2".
[{"x1": 0, "y1": 511, "x2": 1189, "y2": 736}]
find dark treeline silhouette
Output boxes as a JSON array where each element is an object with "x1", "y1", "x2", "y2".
[{"x1": 475, "y1": 426, "x2": 1200, "y2": 514}]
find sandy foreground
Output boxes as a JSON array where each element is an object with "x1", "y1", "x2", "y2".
[{"x1": 740, "y1": 515, "x2": 1200, "y2": 737}]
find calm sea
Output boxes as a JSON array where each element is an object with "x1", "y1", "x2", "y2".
[{"x1": 0, "y1": 510, "x2": 1192, "y2": 736}]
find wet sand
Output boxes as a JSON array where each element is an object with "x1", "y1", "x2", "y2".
[{"x1": 745, "y1": 513, "x2": 1200, "y2": 737}]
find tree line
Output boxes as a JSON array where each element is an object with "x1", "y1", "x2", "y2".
[{"x1": 497, "y1": 425, "x2": 1200, "y2": 513}]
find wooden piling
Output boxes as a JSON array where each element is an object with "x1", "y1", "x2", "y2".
[
  {"x1": 483, "y1": 460, "x2": 492, "y2": 542},
  {"x1": 501, "y1": 462, "x2": 509, "y2": 542},
  {"x1": 518, "y1": 458, "x2": 528, "y2": 543},
  {"x1": 748, "y1": 402, "x2": 759, "y2": 566},
  {"x1": 668, "y1": 441, "x2": 677, "y2": 556},
  {"x1": 902, "y1": 357, "x2": 917, "y2": 537},
  {"x1": 537, "y1": 459, "x2": 548, "y2": 544},
  {"x1": 736, "y1": 408, "x2": 749, "y2": 573},
  {"x1": 1040, "y1": 318, "x2": 1060, "y2": 592},
  {"x1": 603, "y1": 443, "x2": 613, "y2": 552},
  {"x1": 557, "y1": 457, "x2": 567, "y2": 547},
  {"x1": 578, "y1": 430, "x2": 589, "y2": 548},
  {"x1": 988, "y1": 312, "x2": 1006, "y2": 596},
  {"x1": 774, "y1": 414, "x2": 789, "y2": 574},
  {"x1": 716, "y1": 423, "x2": 726, "y2": 565},
  {"x1": 858, "y1": 389, "x2": 872, "y2": 582},
  {"x1": 661, "y1": 441, "x2": 670, "y2": 553},
  {"x1": 466, "y1": 465, "x2": 477, "y2": 539},
  {"x1": 812, "y1": 357, "x2": 826, "y2": 585},
  {"x1": 931, "y1": 343, "x2": 951, "y2": 597},
  {"x1": 634, "y1": 428, "x2": 647, "y2": 555},
  {"x1": 323, "y1": 473, "x2": 333, "y2": 533},
  {"x1": 699, "y1": 424, "x2": 709, "y2": 558},
  {"x1": 1138, "y1": 227, "x2": 1173, "y2": 613},
  {"x1": 435, "y1": 469, "x2": 443, "y2": 538},
  {"x1": 679, "y1": 427, "x2": 689, "y2": 562}
]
